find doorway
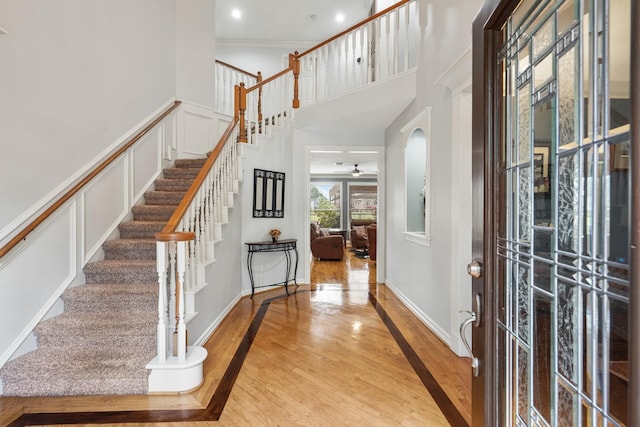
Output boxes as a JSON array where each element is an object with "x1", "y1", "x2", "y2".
[
  {"x1": 305, "y1": 145, "x2": 385, "y2": 284},
  {"x1": 472, "y1": 0, "x2": 636, "y2": 425}
]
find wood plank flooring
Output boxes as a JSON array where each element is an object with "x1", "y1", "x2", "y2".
[{"x1": 1, "y1": 249, "x2": 471, "y2": 426}]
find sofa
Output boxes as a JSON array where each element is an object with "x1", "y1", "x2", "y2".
[
  {"x1": 350, "y1": 219, "x2": 376, "y2": 250},
  {"x1": 310, "y1": 223, "x2": 344, "y2": 260}
]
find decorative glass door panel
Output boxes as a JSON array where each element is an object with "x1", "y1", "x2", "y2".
[{"x1": 495, "y1": 0, "x2": 630, "y2": 425}]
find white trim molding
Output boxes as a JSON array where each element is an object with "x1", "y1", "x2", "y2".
[{"x1": 385, "y1": 281, "x2": 451, "y2": 347}]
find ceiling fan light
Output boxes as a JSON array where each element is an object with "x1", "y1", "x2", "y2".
[{"x1": 352, "y1": 171, "x2": 360, "y2": 177}]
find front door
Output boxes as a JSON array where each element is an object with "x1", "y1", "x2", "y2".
[{"x1": 472, "y1": 0, "x2": 636, "y2": 425}]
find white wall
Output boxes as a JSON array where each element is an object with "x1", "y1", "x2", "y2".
[
  {"x1": 176, "y1": 0, "x2": 217, "y2": 108},
  {"x1": 0, "y1": 0, "x2": 177, "y2": 243},
  {"x1": 239, "y1": 126, "x2": 297, "y2": 294},
  {"x1": 383, "y1": 0, "x2": 482, "y2": 350}
]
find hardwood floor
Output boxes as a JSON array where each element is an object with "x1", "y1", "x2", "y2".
[{"x1": 1, "y1": 249, "x2": 471, "y2": 426}]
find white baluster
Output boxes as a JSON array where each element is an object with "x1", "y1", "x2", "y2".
[
  {"x1": 176, "y1": 240, "x2": 187, "y2": 362},
  {"x1": 385, "y1": 14, "x2": 391, "y2": 79},
  {"x1": 343, "y1": 35, "x2": 349, "y2": 92},
  {"x1": 404, "y1": 4, "x2": 410, "y2": 71},
  {"x1": 156, "y1": 242, "x2": 168, "y2": 362},
  {"x1": 393, "y1": 10, "x2": 399, "y2": 75},
  {"x1": 187, "y1": 207, "x2": 197, "y2": 291},
  {"x1": 374, "y1": 20, "x2": 381, "y2": 82},
  {"x1": 167, "y1": 241, "x2": 177, "y2": 356}
]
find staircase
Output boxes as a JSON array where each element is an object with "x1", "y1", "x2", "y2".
[{"x1": 0, "y1": 158, "x2": 206, "y2": 396}]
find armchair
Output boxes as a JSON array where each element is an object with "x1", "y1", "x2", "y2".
[
  {"x1": 366, "y1": 224, "x2": 377, "y2": 261},
  {"x1": 310, "y1": 223, "x2": 344, "y2": 260},
  {"x1": 350, "y1": 219, "x2": 376, "y2": 250}
]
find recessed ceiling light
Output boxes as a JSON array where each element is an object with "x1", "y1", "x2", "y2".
[
  {"x1": 231, "y1": 8, "x2": 242, "y2": 19},
  {"x1": 335, "y1": 12, "x2": 345, "y2": 23},
  {"x1": 348, "y1": 150, "x2": 378, "y2": 154}
]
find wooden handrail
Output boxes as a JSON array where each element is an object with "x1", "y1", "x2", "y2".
[
  {"x1": 298, "y1": 0, "x2": 411, "y2": 58},
  {"x1": 0, "y1": 100, "x2": 182, "y2": 260},
  {"x1": 159, "y1": 117, "x2": 239, "y2": 235},
  {"x1": 155, "y1": 231, "x2": 195, "y2": 242},
  {"x1": 246, "y1": 67, "x2": 293, "y2": 94},
  {"x1": 215, "y1": 59, "x2": 259, "y2": 79}
]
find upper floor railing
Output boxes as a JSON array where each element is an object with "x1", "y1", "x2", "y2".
[
  {"x1": 215, "y1": 60, "x2": 260, "y2": 118},
  {"x1": 224, "y1": 0, "x2": 419, "y2": 144}
]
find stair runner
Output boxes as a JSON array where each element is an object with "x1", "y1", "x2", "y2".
[{"x1": 0, "y1": 158, "x2": 206, "y2": 397}]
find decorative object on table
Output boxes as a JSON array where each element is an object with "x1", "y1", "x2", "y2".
[
  {"x1": 269, "y1": 228, "x2": 281, "y2": 242},
  {"x1": 253, "y1": 168, "x2": 285, "y2": 218}
]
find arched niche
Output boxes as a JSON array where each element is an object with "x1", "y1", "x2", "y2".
[{"x1": 401, "y1": 107, "x2": 431, "y2": 245}]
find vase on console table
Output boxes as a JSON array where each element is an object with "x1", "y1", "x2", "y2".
[{"x1": 272, "y1": 236, "x2": 279, "y2": 243}]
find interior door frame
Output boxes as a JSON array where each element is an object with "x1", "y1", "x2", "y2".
[{"x1": 471, "y1": 0, "x2": 640, "y2": 425}]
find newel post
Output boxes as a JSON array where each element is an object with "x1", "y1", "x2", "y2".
[
  {"x1": 236, "y1": 82, "x2": 247, "y2": 143},
  {"x1": 290, "y1": 52, "x2": 300, "y2": 108},
  {"x1": 257, "y1": 71, "x2": 263, "y2": 122}
]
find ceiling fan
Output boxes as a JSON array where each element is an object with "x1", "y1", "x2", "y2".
[{"x1": 332, "y1": 163, "x2": 375, "y2": 176}]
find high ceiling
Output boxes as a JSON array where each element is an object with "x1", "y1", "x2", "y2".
[
  {"x1": 216, "y1": 0, "x2": 382, "y2": 178},
  {"x1": 216, "y1": 0, "x2": 374, "y2": 45}
]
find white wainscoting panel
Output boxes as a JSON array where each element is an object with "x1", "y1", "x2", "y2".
[
  {"x1": 163, "y1": 114, "x2": 178, "y2": 161},
  {"x1": 83, "y1": 158, "x2": 127, "y2": 263},
  {"x1": 132, "y1": 128, "x2": 162, "y2": 204},
  {"x1": 0, "y1": 203, "x2": 76, "y2": 367},
  {"x1": 178, "y1": 103, "x2": 215, "y2": 157}
]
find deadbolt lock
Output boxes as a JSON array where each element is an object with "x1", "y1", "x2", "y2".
[{"x1": 467, "y1": 260, "x2": 483, "y2": 279}]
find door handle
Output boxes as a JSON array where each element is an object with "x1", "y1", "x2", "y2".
[
  {"x1": 459, "y1": 293, "x2": 482, "y2": 377},
  {"x1": 459, "y1": 311, "x2": 480, "y2": 377}
]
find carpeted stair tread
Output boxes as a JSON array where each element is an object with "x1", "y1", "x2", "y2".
[
  {"x1": 132, "y1": 205, "x2": 176, "y2": 221},
  {"x1": 143, "y1": 190, "x2": 186, "y2": 206},
  {"x1": 118, "y1": 221, "x2": 166, "y2": 239},
  {"x1": 154, "y1": 178, "x2": 193, "y2": 192},
  {"x1": 63, "y1": 283, "x2": 158, "y2": 312},
  {"x1": 35, "y1": 312, "x2": 156, "y2": 348},
  {"x1": 175, "y1": 158, "x2": 207, "y2": 168},
  {"x1": 0, "y1": 346, "x2": 154, "y2": 396},
  {"x1": 103, "y1": 239, "x2": 157, "y2": 260},
  {"x1": 84, "y1": 259, "x2": 157, "y2": 284},
  {"x1": 162, "y1": 167, "x2": 201, "y2": 180}
]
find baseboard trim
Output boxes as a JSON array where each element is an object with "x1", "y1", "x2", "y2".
[
  {"x1": 193, "y1": 291, "x2": 243, "y2": 347},
  {"x1": 384, "y1": 280, "x2": 451, "y2": 348}
]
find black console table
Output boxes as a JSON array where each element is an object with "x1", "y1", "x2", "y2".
[{"x1": 245, "y1": 239, "x2": 298, "y2": 298}]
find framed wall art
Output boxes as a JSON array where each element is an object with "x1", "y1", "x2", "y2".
[{"x1": 253, "y1": 169, "x2": 285, "y2": 218}]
